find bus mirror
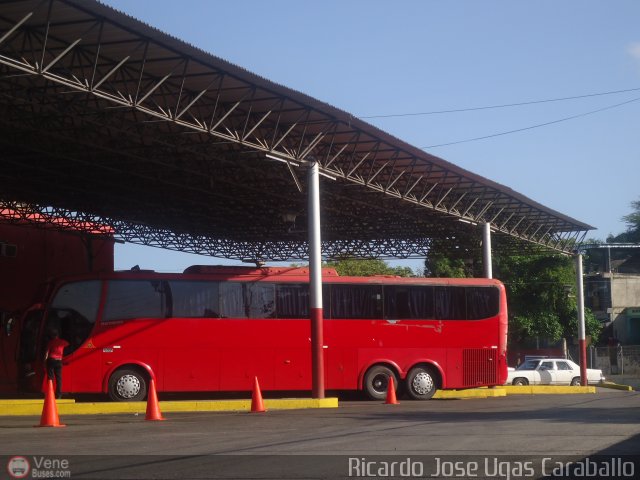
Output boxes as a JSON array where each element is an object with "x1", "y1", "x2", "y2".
[
  {"x1": 1, "y1": 310, "x2": 20, "y2": 336},
  {"x1": 4, "y1": 316, "x2": 14, "y2": 336}
]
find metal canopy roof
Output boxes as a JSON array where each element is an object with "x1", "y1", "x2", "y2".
[{"x1": 0, "y1": 0, "x2": 593, "y2": 262}]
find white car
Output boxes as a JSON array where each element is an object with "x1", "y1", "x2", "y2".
[{"x1": 507, "y1": 358, "x2": 605, "y2": 386}]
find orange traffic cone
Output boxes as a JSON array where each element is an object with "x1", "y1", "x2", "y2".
[
  {"x1": 250, "y1": 376, "x2": 266, "y2": 413},
  {"x1": 385, "y1": 376, "x2": 399, "y2": 405},
  {"x1": 36, "y1": 379, "x2": 65, "y2": 427},
  {"x1": 145, "y1": 378, "x2": 165, "y2": 421}
]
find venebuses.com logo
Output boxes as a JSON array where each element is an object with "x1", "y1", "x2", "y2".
[
  {"x1": 7, "y1": 456, "x2": 30, "y2": 479},
  {"x1": 6, "y1": 456, "x2": 71, "y2": 479}
]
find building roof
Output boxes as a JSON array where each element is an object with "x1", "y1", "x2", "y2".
[{"x1": 0, "y1": 0, "x2": 593, "y2": 261}]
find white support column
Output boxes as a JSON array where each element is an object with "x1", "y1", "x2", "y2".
[
  {"x1": 576, "y1": 253, "x2": 588, "y2": 385},
  {"x1": 482, "y1": 222, "x2": 493, "y2": 279},
  {"x1": 308, "y1": 162, "x2": 325, "y2": 399}
]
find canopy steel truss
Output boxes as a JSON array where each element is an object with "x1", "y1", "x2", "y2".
[{"x1": 0, "y1": 0, "x2": 592, "y2": 262}]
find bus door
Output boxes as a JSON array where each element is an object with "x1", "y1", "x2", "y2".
[
  {"x1": 42, "y1": 307, "x2": 102, "y2": 393},
  {"x1": 16, "y1": 306, "x2": 46, "y2": 392},
  {"x1": 45, "y1": 280, "x2": 102, "y2": 393},
  {"x1": 0, "y1": 312, "x2": 20, "y2": 392}
]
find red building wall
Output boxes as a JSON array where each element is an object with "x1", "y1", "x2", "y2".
[{"x1": 0, "y1": 223, "x2": 114, "y2": 314}]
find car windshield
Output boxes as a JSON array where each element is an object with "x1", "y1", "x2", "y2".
[{"x1": 516, "y1": 360, "x2": 539, "y2": 370}]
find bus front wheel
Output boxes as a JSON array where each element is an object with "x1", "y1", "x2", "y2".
[
  {"x1": 363, "y1": 365, "x2": 398, "y2": 401},
  {"x1": 108, "y1": 368, "x2": 147, "y2": 402},
  {"x1": 405, "y1": 366, "x2": 438, "y2": 400}
]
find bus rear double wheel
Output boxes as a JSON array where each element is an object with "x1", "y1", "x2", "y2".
[
  {"x1": 363, "y1": 364, "x2": 439, "y2": 401},
  {"x1": 405, "y1": 365, "x2": 438, "y2": 400},
  {"x1": 363, "y1": 365, "x2": 399, "y2": 401},
  {"x1": 108, "y1": 368, "x2": 148, "y2": 402}
]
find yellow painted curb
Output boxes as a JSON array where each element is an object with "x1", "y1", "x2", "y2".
[
  {"x1": 0, "y1": 399, "x2": 75, "y2": 405},
  {"x1": 0, "y1": 382, "x2": 609, "y2": 415},
  {"x1": 0, "y1": 399, "x2": 75, "y2": 415},
  {"x1": 501, "y1": 385, "x2": 596, "y2": 394},
  {"x1": 0, "y1": 397, "x2": 339, "y2": 416},
  {"x1": 598, "y1": 382, "x2": 634, "y2": 392},
  {"x1": 435, "y1": 388, "x2": 507, "y2": 399}
]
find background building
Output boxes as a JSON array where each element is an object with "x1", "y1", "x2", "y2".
[{"x1": 584, "y1": 244, "x2": 640, "y2": 344}]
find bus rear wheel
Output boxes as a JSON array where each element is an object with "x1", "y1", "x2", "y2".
[
  {"x1": 363, "y1": 365, "x2": 398, "y2": 401},
  {"x1": 108, "y1": 368, "x2": 147, "y2": 402},
  {"x1": 405, "y1": 366, "x2": 438, "y2": 400}
]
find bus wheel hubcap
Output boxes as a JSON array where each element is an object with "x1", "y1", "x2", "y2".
[
  {"x1": 412, "y1": 372, "x2": 433, "y2": 395},
  {"x1": 116, "y1": 375, "x2": 140, "y2": 399}
]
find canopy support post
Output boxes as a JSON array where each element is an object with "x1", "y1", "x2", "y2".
[
  {"x1": 483, "y1": 222, "x2": 493, "y2": 279},
  {"x1": 308, "y1": 161, "x2": 325, "y2": 399}
]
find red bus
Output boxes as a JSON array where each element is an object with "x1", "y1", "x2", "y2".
[{"x1": 13, "y1": 265, "x2": 508, "y2": 401}]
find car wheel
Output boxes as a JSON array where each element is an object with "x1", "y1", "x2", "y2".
[
  {"x1": 570, "y1": 377, "x2": 581, "y2": 386},
  {"x1": 363, "y1": 365, "x2": 398, "y2": 401},
  {"x1": 512, "y1": 377, "x2": 529, "y2": 386},
  {"x1": 108, "y1": 368, "x2": 147, "y2": 401},
  {"x1": 405, "y1": 366, "x2": 438, "y2": 400}
]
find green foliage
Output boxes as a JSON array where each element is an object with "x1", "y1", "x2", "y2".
[
  {"x1": 495, "y1": 253, "x2": 601, "y2": 345},
  {"x1": 607, "y1": 197, "x2": 640, "y2": 243},
  {"x1": 510, "y1": 312, "x2": 564, "y2": 343},
  {"x1": 565, "y1": 308, "x2": 603, "y2": 344},
  {"x1": 423, "y1": 253, "x2": 471, "y2": 278},
  {"x1": 324, "y1": 258, "x2": 415, "y2": 277},
  {"x1": 498, "y1": 255, "x2": 568, "y2": 342},
  {"x1": 622, "y1": 198, "x2": 640, "y2": 231}
]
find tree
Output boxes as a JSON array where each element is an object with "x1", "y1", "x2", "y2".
[
  {"x1": 423, "y1": 253, "x2": 471, "y2": 278},
  {"x1": 494, "y1": 254, "x2": 601, "y2": 345},
  {"x1": 607, "y1": 197, "x2": 640, "y2": 243},
  {"x1": 622, "y1": 198, "x2": 640, "y2": 233},
  {"x1": 495, "y1": 255, "x2": 569, "y2": 343},
  {"x1": 324, "y1": 258, "x2": 415, "y2": 277}
]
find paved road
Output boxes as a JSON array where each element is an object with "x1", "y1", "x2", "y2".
[{"x1": 1, "y1": 389, "x2": 638, "y2": 478}]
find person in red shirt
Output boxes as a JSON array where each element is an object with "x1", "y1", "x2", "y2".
[{"x1": 44, "y1": 329, "x2": 69, "y2": 399}]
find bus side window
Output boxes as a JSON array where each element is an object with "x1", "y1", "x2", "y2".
[
  {"x1": 276, "y1": 284, "x2": 309, "y2": 318},
  {"x1": 466, "y1": 287, "x2": 499, "y2": 319},
  {"x1": 170, "y1": 281, "x2": 220, "y2": 318},
  {"x1": 434, "y1": 286, "x2": 466, "y2": 320},
  {"x1": 384, "y1": 286, "x2": 434, "y2": 320},
  {"x1": 103, "y1": 280, "x2": 167, "y2": 322},
  {"x1": 245, "y1": 283, "x2": 275, "y2": 319},
  {"x1": 384, "y1": 286, "x2": 407, "y2": 319},
  {"x1": 219, "y1": 283, "x2": 246, "y2": 318},
  {"x1": 323, "y1": 286, "x2": 331, "y2": 319},
  {"x1": 331, "y1": 284, "x2": 382, "y2": 319}
]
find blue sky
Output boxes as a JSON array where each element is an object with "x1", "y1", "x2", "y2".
[{"x1": 100, "y1": 0, "x2": 640, "y2": 272}]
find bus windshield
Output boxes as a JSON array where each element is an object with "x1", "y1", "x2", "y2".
[{"x1": 42, "y1": 280, "x2": 101, "y2": 355}]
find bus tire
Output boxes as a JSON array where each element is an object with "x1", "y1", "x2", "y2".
[
  {"x1": 363, "y1": 365, "x2": 398, "y2": 401},
  {"x1": 108, "y1": 368, "x2": 147, "y2": 402},
  {"x1": 405, "y1": 365, "x2": 438, "y2": 400}
]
